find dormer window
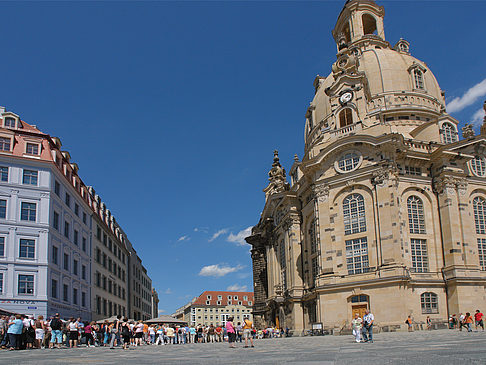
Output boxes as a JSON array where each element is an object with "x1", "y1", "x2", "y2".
[
  {"x1": 26, "y1": 142, "x2": 40, "y2": 155},
  {"x1": 440, "y1": 122, "x2": 458, "y2": 144},
  {"x1": 339, "y1": 108, "x2": 353, "y2": 128},
  {"x1": 413, "y1": 69, "x2": 424, "y2": 89},
  {"x1": 4, "y1": 117, "x2": 16, "y2": 128},
  {"x1": 0, "y1": 137, "x2": 11, "y2": 152}
]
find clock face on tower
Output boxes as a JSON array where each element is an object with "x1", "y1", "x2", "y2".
[{"x1": 339, "y1": 91, "x2": 353, "y2": 105}]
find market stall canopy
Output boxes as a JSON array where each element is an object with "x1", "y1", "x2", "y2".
[
  {"x1": 145, "y1": 315, "x2": 187, "y2": 325},
  {"x1": 0, "y1": 307, "x2": 17, "y2": 316}
]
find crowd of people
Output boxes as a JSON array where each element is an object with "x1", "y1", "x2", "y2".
[
  {"x1": 448, "y1": 310, "x2": 484, "y2": 332},
  {"x1": 0, "y1": 313, "x2": 272, "y2": 351},
  {"x1": 350, "y1": 309, "x2": 485, "y2": 343}
]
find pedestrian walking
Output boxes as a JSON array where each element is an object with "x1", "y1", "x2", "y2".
[
  {"x1": 362, "y1": 310, "x2": 374, "y2": 343},
  {"x1": 351, "y1": 313, "x2": 363, "y2": 343},
  {"x1": 474, "y1": 310, "x2": 484, "y2": 331},
  {"x1": 243, "y1": 318, "x2": 255, "y2": 348},
  {"x1": 226, "y1": 317, "x2": 236, "y2": 348},
  {"x1": 405, "y1": 315, "x2": 413, "y2": 332}
]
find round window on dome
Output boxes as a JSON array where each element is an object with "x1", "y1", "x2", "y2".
[
  {"x1": 335, "y1": 151, "x2": 362, "y2": 173},
  {"x1": 470, "y1": 156, "x2": 486, "y2": 177}
]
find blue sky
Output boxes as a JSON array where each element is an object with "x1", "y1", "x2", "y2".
[{"x1": 0, "y1": 1, "x2": 485, "y2": 315}]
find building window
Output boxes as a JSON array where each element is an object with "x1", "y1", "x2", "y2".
[
  {"x1": 83, "y1": 212, "x2": 87, "y2": 224},
  {"x1": 22, "y1": 170, "x2": 38, "y2": 185},
  {"x1": 346, "y1": 237, "x2": 369, "y2": 275},
  {"x1": 51, "y1": 279, "x2": 58, "y2": 298},
  {"x1": 0, "y1": 137, "x2": 11, "y2": 152},
  {"x1": 26, "y1": 143, "x2": 39, "y2": 155},
  {"x1": 19, "y1": 239, "x2": 35, "y2": 259},
  {"x1": 20, "y1": 202, "x2": 36, "y2": 221},
  {"x1": 312, "y1": 256, "x2": 319, "y2": 284},
  {"x1": 478, "y1": 238, "x2": 486, "y2": 271},
  {"x1": 337, "y1": 151, "x2": 361, "y2": 173},
  {"x1": 413, "y1": 69, "x2": 424, "y2": 89},
  {"x1": 63, "y1": 284, "x2": 69, "y2": 302},
  {"x1": 343, "y1": 194, "x2": 366, "y2": 235},
  {"x1": 0, "y1": 199, "x2": 6, "y2": 219},
  {"x1": 81, "y1": 264, "x2": 86, "y2": 280},
  {"x1": 440, "y1": 122, "x2": 458, "y2": 144},
  {"x1": 473, "y1": 197, "x2": 486, "y2": 234},
  {"x1": 64, "y1": 221, "x2": 70, "y2": 238},
  {"x1": 4, "y1": 117, "x2": 16, "y2": 128},
  {"x1": 73, "y1": 259, "x2": 78, "y2": 276},
  {"x1": 0, "y1": 273, "x2": 3, "y2": 293},
  {"x1": 421, "y1": 292, "x2": 438, "y2": 314},
  {"x1": 82, "y1": 292, "x2": 86, "y2": 307},
  {"x1": 0, "y1": 237, "x2": 4, "y2": 256},
  {"x1": 74, "y1": 230, "x2": 78, "y2": 245},
  {"x1": 52, "y1": 246, "x2": 58, "y2": 265},
  {"x1": 0, "y1": 166, "x2": 8, "y2": 182},
  {"x1": 74, "y1": 203, "x2": 79, "y2": 216},
  {"x1": 65, "y1": 193, "x2": 70, "y2": 207},
  {"x1": 82, "y1": 237, "x2": 87, "y2": 252},
  {"x1": 54, "y1": 180, "x2": 60, "y2": 196},
  {"x1": 73, "y1": 288, "x2": 78, "y2": 305},
  {"x1": 53, "y1": 211, "x2": 59, "y2": 230},
  {"x1": 64, "y1": 253, "x2": 69, "y2": 271},
  {"x1": 407, "y1": 196, "x2": 426, "y2": 234},
  {"x1": 411, "y1": 238, "x2": 428, "y2": 272},
  {"x1": 96, "y1": 272, "x2": 101, "y2": 287},
  {"x1": 308, "y1": 218, "x2": 318, "y2": 254},
  {"x1": 404, "y1": 166, "x2": 422, "y2": 176},
  {"x1": 471, "y1": 157, "x2": 486, "y2": 177},
  {"x1": 339, "y1": 108, "x2": 353, "y2": 128},
  {"x1": 18, "y1": 274, "x2": 34, "y2": 295}
]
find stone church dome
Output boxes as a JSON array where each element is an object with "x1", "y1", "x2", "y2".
[{"x1": 303, "y1": 0, "x2": 452, "y2": 158}]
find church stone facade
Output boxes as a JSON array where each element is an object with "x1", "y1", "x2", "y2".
[{"x1": 246, "y1": 0, "x2": 486, "y2": 334}]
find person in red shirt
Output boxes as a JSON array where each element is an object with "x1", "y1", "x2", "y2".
[{"x1": 474, "y1": 310, "x2": 484, "y2": 331}]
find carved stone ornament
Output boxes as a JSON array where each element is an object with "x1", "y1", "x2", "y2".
[
  {"x1": 312, "y1": 184, "x2": 330, "y2": 203},
  {"x1": 274, "y1": 284, "x2": 283, "y2": 296},
  {"x1": 371, "y1": 165, "x2": 398, "y2": 187},
  {"x1": 266, "y1": 150, "x2": 290, "y2": 196},
  {"x1": 433, "y1": 175, "x2": 467, "y2": 196},
  {"x1": 462, "y1": 123, "x2": 475, "y2": 139}
]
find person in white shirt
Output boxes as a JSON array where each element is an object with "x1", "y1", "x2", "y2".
[
  {"x1": 362, "y1": 310, "x2": 374, "y2": 343},
  {"x1": 351, "y1": 313, "x2": 363, "y2": 343}
]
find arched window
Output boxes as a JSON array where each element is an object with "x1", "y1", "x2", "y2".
[
  {"x1": 420, "y1": 292, "x2": 438, "y2": 314},
  {"x1": 343, "y1": 194, "x2": 366, "y2": 235},
  {"x1": 413, "y1": 69, "x2": 424, "y2": 89},
  {"x1": 473, "y1": 197, "x2": 486, "y2": 235},
  {"x1": 407, "y1": 196, "x2": 426, "y2": 234},
  {"x1": 441, "y1": 122, "x2": 458, "y2": 144},
  {"x1": 339, "y1": 108, "x2": 353, "y2": 128},
  {"x1": 471, "y1": 157, "x2": 486, "y2": 177},
  {"x1": 308, "y1": 218, "x2": 317, "y2": 254},
  {"x1": 362, "y1": 14, "x2": 377, "y2": 35}
]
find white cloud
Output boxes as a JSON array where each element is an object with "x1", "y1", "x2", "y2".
[
  {"x1": 471, "y1": 108, "x2": 485, "y2": 127},
  {"x1": 227, "y1": 226, "x2": 253, "y2": 246},
  {"x1": 447, "y1": 78, "x2": 486, "y2": 113},
  {"x1": 158, "y1": 309, "x2": 166, "y2": 315},
  {"x1": 194, "y1": 227, "x2": 209, "y2": 233},
  {"x1": 226, "y1": 284, "x2": 248, "y2": 292},
  {"x1": 164, "y1": 288, "x2": 173, "y2": 295},
  {"x1": 198, "y1": 264, "x2": 244, "y2": 277},
  {"x1": 178, "y1": 235, "x2": 189, "y2": 242},
  {"x1": 208, "y1": 229, "x2": 228, "y2": 242}
]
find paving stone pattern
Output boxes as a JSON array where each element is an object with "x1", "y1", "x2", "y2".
[{"x1": 1, "y1": 329, "x2": 486, "y2": 364}]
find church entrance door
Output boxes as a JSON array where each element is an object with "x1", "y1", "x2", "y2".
[{"x1": 352, "y1": 304, "x2": 368, "y2": 319}]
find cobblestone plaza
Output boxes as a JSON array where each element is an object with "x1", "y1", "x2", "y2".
[{"x1": 1, "y1": 329, "x2": 485, "y2": 364}]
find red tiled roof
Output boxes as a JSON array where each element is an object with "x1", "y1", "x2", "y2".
[{"x1": 193, "y1": 291, "x2": 254, "y2": 306}]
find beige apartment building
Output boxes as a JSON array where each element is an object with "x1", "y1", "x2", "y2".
[
  {"x1": 127, "y1": 240, "x2": 153, "y2": 321},
  {"x1": 174, "y1": 291, "x2": 254, "y2": 327},
  {"x1": 90, "y1": 188, "x2": 129, "y2": 321},
  {"x1": 246, "y1": 0, "x2": 486, "y2": 334}
]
